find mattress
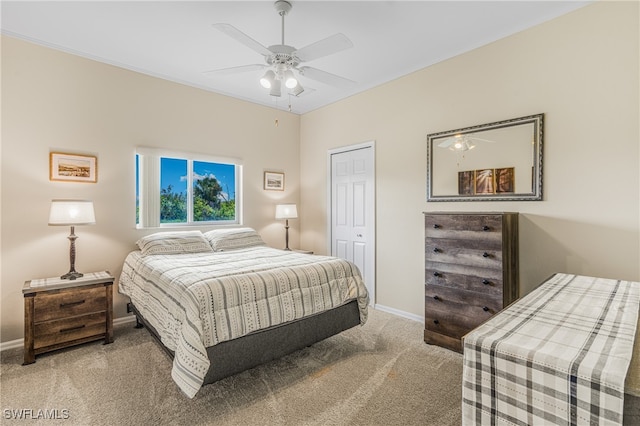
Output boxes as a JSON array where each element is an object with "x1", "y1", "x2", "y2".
[{"x1": 119, "y1": 246, "x2": 369, "y2": 398}]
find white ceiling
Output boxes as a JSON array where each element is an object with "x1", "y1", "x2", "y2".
[{"x1": 1, "y1": 1, "x2": 590, "y2": 114}]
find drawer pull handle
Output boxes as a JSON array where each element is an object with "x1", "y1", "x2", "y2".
[
  {"x1": 482, "y1": 279, "x2": 491, "y2": 285},
  {"x1": 433, "y1": 272, "x2": 442, "y2": 277},
  {"x1": 60, "y1": 300, "x2": 85, "y2": 308},
  {"x1": 59, "y1": 324, "x2": 85, "y2": 333},
  {"x1": 482, "y1": 252, "x2": 490, "y2": 258},
  {"x1": 433, "y1": 248, "x2": 441, "y2": 253},
  {"x1": 433, "y1": 224, "x2": 440, "y2": 229},
  {"x1": 433, "y1": 319, "x2": 440, "y2": 325},
  {"x1": 483, "y1": 306, "x2": 490, "y2": 312},
  {"x1": 482, "y1": 225, "x2": 490, "y2": 231},
  {"x1": 433, "y1": 295, "x2": 440, "y2": 301}
]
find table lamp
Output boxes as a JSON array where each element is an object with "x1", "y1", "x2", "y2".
[
  {"x1": 275, "y1": 204, "x2": 297, "y2": 251},
  {"x1": 48, "y1": 199, "x2": 96, "y2": 280}
]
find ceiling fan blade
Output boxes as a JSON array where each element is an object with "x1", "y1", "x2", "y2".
[
  {"x1": 212, "y1": 23, "x2": 272, "y2": 57},
  {"x1": 467, "y1": 136, "x2": 496, "y2": 143},
  {"x1": 203, "y1": 64, "x2": 266, "y2": 76},
  {"x1": 437, "y1": 138, "x2": 455, "y2": 148},
  {"x1": 294, "y1": 33, "x2": 353, "y2": 62},
  {"x1": 297, "y1": 66, "x2": 356, "y2": 88}
]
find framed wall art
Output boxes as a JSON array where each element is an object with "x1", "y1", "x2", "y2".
[
  {"x1": 263, "y1": 171, "x2": 284, "y2": 191},
  {"x1": 495, "y1": 167, "x2": 515, "y2": 193},
  {"x1": 50, "y1": 152, "x2": 97, "y2": 183}
]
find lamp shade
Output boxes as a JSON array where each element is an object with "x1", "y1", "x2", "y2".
[
  {"x1": 275, "y1": 204, "x2": 298, "y2": 220},
  {"x1": 48, "y1": 200, "x2": 96, "y2": 225}
]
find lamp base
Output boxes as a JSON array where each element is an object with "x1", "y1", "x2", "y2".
[{"x1": 61, "y1": 271, "x2": 83, "y2": 280}]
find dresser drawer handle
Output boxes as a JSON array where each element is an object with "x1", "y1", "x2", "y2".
[
  {"x1": 482, "y1": 225, "x2": 490, "y2": 231},
  {"x1": 433, "y1": 295, "x2": 440, "y2": 301},
  {"x1": 433, "y1": 224, "x2": 440, "y2": 229},
  {"x1": 482, "y1": 252, "x2": 490, "y2": 258},
  {"x1": 59, "y1": 324, "x2": 86, "y2": 333},
  {"x1": 60, "y1": 300, "x2": 86, "y2": 308},
  {"x1": 433, "y1": 320, "x2": 440, "y2": 325},
  {"x1": 433, "y1": 272, "x2": 442, "y2": 277},
  {"x1": 482, "y1": 279, "x2": 491, "y2": 285},
  {"x1": 483, "y1": 306, "x2": 490, "y2": 312},
  {"x1": 433, "y1": 248, "x2": 441, "y2": 253}
]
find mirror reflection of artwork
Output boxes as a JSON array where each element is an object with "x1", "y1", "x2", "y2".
[
  {"x1": 458, "y1": 170, "x2": 475, "y2": 195},
  {"x1": 495, "y1": 167, "x2": 515, "y2": 193},
  {"x1": 475, "y1": 169, "x2": 494, "y2": 194}
]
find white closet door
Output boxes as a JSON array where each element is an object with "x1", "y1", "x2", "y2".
[{"x1": 330, "y1": 144, "x2": 375, "y2": 305}]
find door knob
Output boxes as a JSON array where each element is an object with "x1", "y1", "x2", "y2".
[{"x1": 356, "y1": 233, "x2": 363, "y2": 237}]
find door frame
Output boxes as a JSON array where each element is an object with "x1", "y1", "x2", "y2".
[{"x1": 326, "y1": 140, "x2": 376, "y2": 305}]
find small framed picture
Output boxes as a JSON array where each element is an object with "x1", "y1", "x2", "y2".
[
  {"x1": 458, "y1": 170, "x2": 475, "y2": 195},
  {"x1": 495, "y1": 167, "x2": 515, "y2": 193},
  {"x1": 50, "y1": 152, "x2": 97, "y2": 183},
  {"x1": 264, "y1": 171, "x2": 284, "y2": 191},
  {"x1": 475, "y1": 169, "x2": 494, "y2": 194}
]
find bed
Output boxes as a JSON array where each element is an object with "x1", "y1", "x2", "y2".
[
  {"x1": 118, "y1": 228, "x2": 369, "y2": 398},
  {"x1": 462, "y1": 273, "x2": 639, "y2": 425}
]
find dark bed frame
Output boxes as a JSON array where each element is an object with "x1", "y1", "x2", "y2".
[{"x1": 128, "y1": 299, "x2": 361, "y2": 385}]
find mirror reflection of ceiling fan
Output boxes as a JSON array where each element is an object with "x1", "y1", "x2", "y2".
[
  {"x1": 437, "y1": 134, "x2": 496, "y2": 152},
  {"x1": 204, "y1": 0, "x2": 356, "y2": 98}
]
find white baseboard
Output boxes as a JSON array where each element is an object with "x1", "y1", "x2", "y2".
[
  {"x1": 373, "y1": 304, "x2": 424, "y2": 323},
  {"x1": 0, "y1": 315, "x2": 138, "y2": 353}
]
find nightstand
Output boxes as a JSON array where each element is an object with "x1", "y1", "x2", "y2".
[{"x1": 22, "y1": 271, "x2": 114, "y2": 365}]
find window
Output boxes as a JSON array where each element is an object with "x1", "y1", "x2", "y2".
[{"x1": 136, "y1": 148, "x2": 242, "y2": 228}]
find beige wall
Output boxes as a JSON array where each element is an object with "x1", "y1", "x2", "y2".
[
  {"x1": 1, "y1": 36, "x2": 300, "y2": 342},
  {"x1": 300, "y1": 2, "x2": 639, "y2": 317}
]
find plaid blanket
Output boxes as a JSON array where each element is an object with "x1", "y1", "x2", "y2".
[
  {"x1": 119, "y1": 246, "x2": 369, "y2": 398},
  {"x1": 462, "y1": 273, "x2": 639, "y2": 425}
]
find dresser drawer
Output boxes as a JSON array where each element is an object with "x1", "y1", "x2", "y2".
[
  {"x1": 34, "y1": 286, "x2": 106, "y2": 322},
  {"x1": 426, "y1": 268, "x2": 503, "y2": 295},
  {"x1": 34, "y1": 312, "x2": 107, "y2": 349},
  {"x1": 426, "y1": 285, "x2": 502, "y2": 314},
  {"x1": 424, "y1": 310, "x2": 487, "y2": 339},
  {"x1": 425, "y1": 242, "x2": 503, "y2": 269},
  {"x1": 425, "y1": 214, "x2": 503, "y2": 241}
]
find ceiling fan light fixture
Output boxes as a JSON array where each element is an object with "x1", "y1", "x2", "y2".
[
  {"x1": 292, "y1": 83, "x2": 304, "y2": 96},
  {"x1": 270, "y1": 79, "x2": 282, "y2": 97},
  {"x1": 260, "y1": 70, "x2": 276, "y2": 88},
  {"x1": 284, "y1": 69, "x2": 297, "y2": 89}
]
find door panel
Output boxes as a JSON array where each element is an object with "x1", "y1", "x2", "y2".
[{"x1": 330, "y1": 145, "x2": 375, "y2": 305}]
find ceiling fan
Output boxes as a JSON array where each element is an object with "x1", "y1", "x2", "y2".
[
  {"x1": 438, "y1": 134, "x2": 496, "y2": 152},
  {"x1": 205, "y1": 0, "x2": 356, "y2": 98}
]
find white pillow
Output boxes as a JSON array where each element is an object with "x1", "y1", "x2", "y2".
[
  {"x1": 203, "y1": 228, "x2": 266, "y2": 251},
  {"x1": 136, "y1": 231, "x2": 213, "y2": 256}
]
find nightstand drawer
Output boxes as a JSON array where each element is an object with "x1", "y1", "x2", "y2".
[
  {"x1": 34, "y1": 312, "x2": 107, "y2": 349},
  {"x1": 34, "y1": 286, "x2": 106, "y2": 322}
]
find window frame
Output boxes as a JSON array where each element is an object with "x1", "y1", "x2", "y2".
[{"x1": 136, "y1": 147, "x2": 243, "y2": 229}]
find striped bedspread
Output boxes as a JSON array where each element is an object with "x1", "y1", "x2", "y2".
[
  {"x1": 462, "y1": 273, "x2": 639, "y2": 425},
  {"x1": 119, "y1": 246, "x2": 369, "y2": 398}
]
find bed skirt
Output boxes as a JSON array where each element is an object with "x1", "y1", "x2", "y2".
[{"x1": 130, "y1": 299, "x2": 362, "y2": 385}]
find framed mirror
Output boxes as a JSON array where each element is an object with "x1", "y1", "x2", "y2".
[{"x1": 427, "y1": 113, "x2": 543, "y2": 202}]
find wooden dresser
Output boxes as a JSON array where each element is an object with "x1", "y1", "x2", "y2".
[
  {"x1": 23, "y1": 271, "x2": 114, "y2": 364},
  {"x1": 423, "y1": 212, "x2": 518, "y2": 352}
]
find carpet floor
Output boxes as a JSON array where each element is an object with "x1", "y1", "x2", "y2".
[{"x1": 0, "y1": 308, "x2": 463, "y2": 425}]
